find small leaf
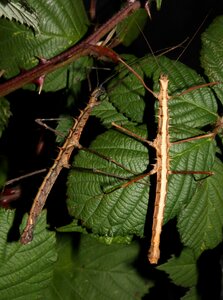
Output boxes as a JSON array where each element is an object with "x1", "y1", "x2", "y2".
[
  {"x1": 154, "y1": 0, "x2": 162, "y2": 10},
  {"x1": 181, "y1": 287, "x2": 200, "y2": 300},
  {"x1": 44, "y1": 234, "x2": 152, "y2": 300},
  {"x1": 56, "y1": 219, "x2": 88, "y2": 233},
  {"x1": 57, "y1": 220, "x2": 133, "y2": 244},
  {"x1": 41, "y1": 56, "x2": 94, "y2": 93},
  {"x1": 105, "y1": 55, "x2": 146, "y2": 123},
  {"x1": 178, "y1": 158, "x2": 223, "y2": 257},
  {"x1": 157, "y1": 248, "x2": 198, "y2": 287},
  {"x1": 55, "y1": 116, "x2": 73, "y2": 144},
  {"x1": 0, "y1": 97, "x2": 11, "y2": 137},
  {"x1": 92, "y1": 91, "x2": 136, "y2": 128},
  {"x1": 0, "y1": 155, "x2": 8, "y2": 188},
  {"x1": 0, "y1": 0, "x2": 39, "y2": 32},
  {"x1": 200, "y1": 15, "x2": 223, "y2": 104},
  {"x1": 116, "y1": 9, "x2": 148, "y2": 47},
  {"x1": 0, "y1": 209, "x2": 57, "y2": 299}
]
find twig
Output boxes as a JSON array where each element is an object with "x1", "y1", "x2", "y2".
[{"x1": 4, "y1": 169, "x2": 47, "y2": 186}]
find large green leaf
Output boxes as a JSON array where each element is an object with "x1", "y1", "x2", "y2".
[
  {"x1": 104, "y1": 55, "x2": 146, "y2": 124},
  {"x1": 0, "y1": 209, "x2": 57, "y2": 299},
  {"x1": 200, "y1": 15, "x2": 223, "y2": 104},
  {"x1": 164, "y1": 133, "x2": 216, "y2": 222},
  {"x1": 178, "y1": 158, "x2": 223, "y2": 257},
  {"x1": 67, "y1": 125, "x2": 150, "y2": 238},
  {"x1": 0, "y1": 0, "x2": 89, "y2": 91},
  {"x1": 140, "y1": 55, "x2": 218, "y2": 128},
  {"x1": 157, "y1": 248, "x2": 198, "y2": 288},
  {"x1": 93, "y1": 54, "x2": 218, "y2": 128},
  {"x1": 44, "y1": 234, "x2": 152, "y2": 300}
]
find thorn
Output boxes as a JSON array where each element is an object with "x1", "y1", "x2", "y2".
[
  {"x1": 145, "y1": 1, "x2": 152, "y2": 19},
  {"x1": 33, "y1": 57, "x2": 48, "y2": 94},
  {"x1": 35, "y1": 75, "x2": 45, "y2": 94},
  {"x1": 0, "y1": 70, "x2": 5, "y2": 78}
]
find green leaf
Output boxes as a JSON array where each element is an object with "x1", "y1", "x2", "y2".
[
  {"x1": 105, "y1": 55, "x2": 146, "y2": 124},
  {"x1": 92, "y1": 89, "x2": 137, "y2": 128},
  {"x1": 155, "y1": 0, "x2": 162, "y2": 10},
  {"x1": 157, "y1": 248, "x2": 198, "y2": 287},
  {"x1": 44, "y1": 234, "x2": 152, "y2": 300},
  {"x1": 178, "y1": 158, "x2": 223, "y2": 257},
  {"x1": 165, "y1": 133, "x2": 216, "y2": 222},
  {"x1": 116, "y1": 9, "x2": 148, "y2": 47},
  {"x1": 41, "y1": 56, "x2": 94, "y2": 93},
  {"x1": 140, "y1": 55, "x2": 218, "y2": 128},
  {"x1": 200, "y1": 15, "x2": 223, "y2": 104},
  {"x1": 0, "y1": 97, "x2": 11, "y2": 137},
  {"x1": 0, "y1": 0, "x2": 89, "y2": 91},
  {"x1": 0, "y1": 155, "x2": 8, "y2": 188},
  {"x1": 55, "y1": 116, "x2": 73, "y2": 144},
  {"x1": 67, "y1": 125, "x2": 150, "y2": 238},
  {"x1": 0, "y1": 209, "x2": 57, "y2": 299},
  {"x1": 56, "y1": 219, "x2": 88, "y2": 233},
  {"x1": 0, "y1": 0, "x2": 39, "y2": 32},
  {"x1": 181, "y1": 287, "x2": 200, "y2": 300},
  {"x1": 98, "y1": 54, "x2": 218, "y2": 127}
]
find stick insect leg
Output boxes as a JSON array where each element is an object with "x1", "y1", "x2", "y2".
[
  {"x1": 170, "y1": 132, "x2": 216, "y2": 176},
  {"x1": 112, "y1": 122, "x2": 154, "y2": 148},
  {"x1": 171, "y1": 132, "x2": 214, "y2": 145},
  {"x1": 36, "y1": 118, "x2": 138, "y2": 178},
  {"x1": 35, "y1": 118, "x2": 67, "y2": 138}
]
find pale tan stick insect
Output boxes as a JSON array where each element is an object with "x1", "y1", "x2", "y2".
[{"x1": 111, "y1": 74, "x2": 218, "y2": 264}]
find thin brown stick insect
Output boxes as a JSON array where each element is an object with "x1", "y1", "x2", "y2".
[{"x1": 20, "y1": 88, "x2": 103, "y2": 244}]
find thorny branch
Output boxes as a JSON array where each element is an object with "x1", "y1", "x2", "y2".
[{"x1": 0, "y1": 1, "x2": 141, "y2": 97}]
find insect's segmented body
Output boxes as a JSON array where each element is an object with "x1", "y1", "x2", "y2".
[
  {"x1": 148, "y1": 75, "x2": 170, "y2": 264},
  {"x1": 20, "y1": 88, "x2": 102, "y2": 244}
]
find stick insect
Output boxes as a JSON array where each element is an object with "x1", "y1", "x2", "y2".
[{"x1": 20, "y1": 88, "x2": 103, "y2": 244}]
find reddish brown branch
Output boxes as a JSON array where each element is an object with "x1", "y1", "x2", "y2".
[{"x1": 0, "y1": 1, "x2": 141, "y2": 97}]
